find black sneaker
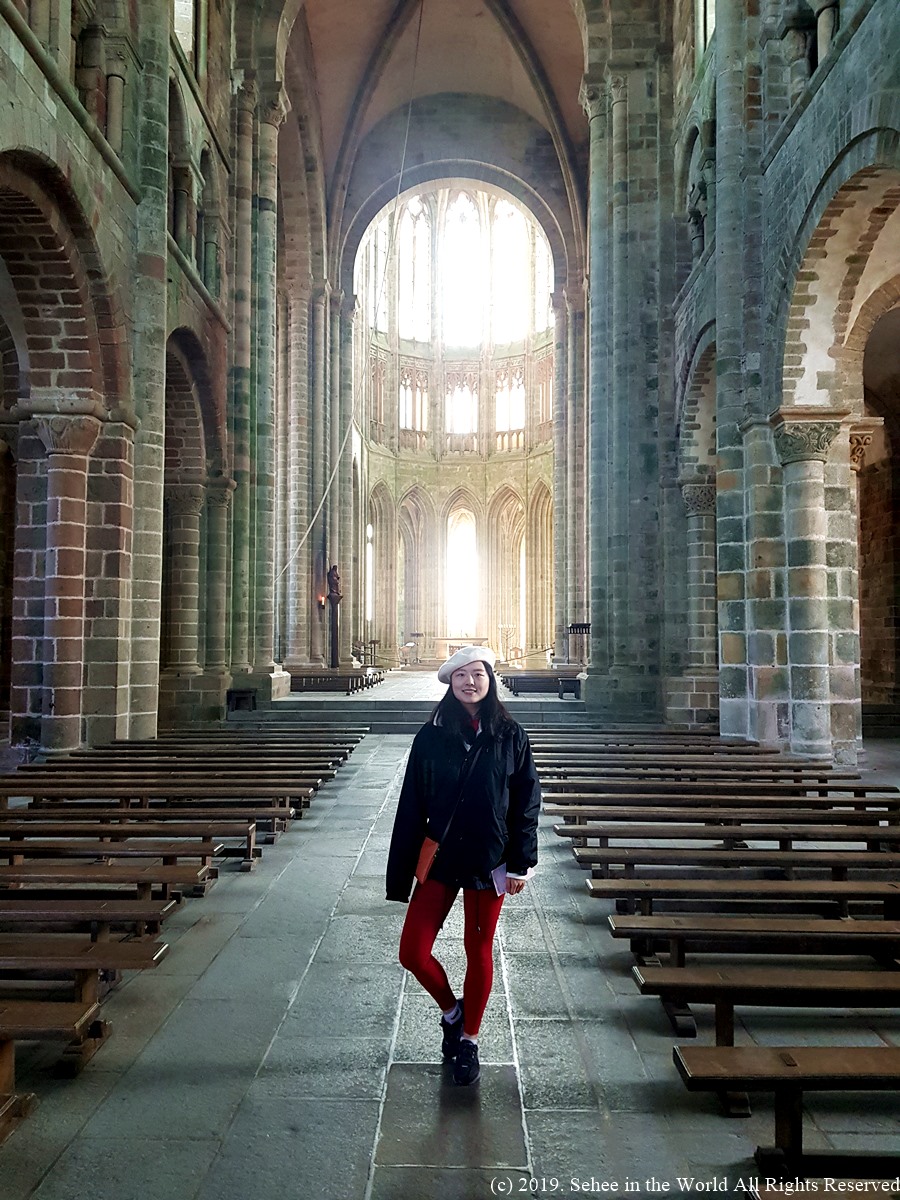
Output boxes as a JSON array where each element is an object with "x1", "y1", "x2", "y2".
[
  {"x1": 453, "y1": 1039, "x2": 480, "y2": 1086},
  {"x1": 441, "y1": 1001, "x2": 464, "y2": 1059}
]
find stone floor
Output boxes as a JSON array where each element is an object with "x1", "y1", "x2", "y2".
[{"x1": 1, "y1": 731, "x2": 899, "y2": 1200}]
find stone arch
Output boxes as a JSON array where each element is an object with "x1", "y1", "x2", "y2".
[
  {"x1": 0, "y1": 151, "x2": 129, "y2": 414},
  {"x1": 770, "y1": 124, "x2": 900, "y2": 404},
  {"x1": 526, "y1": 479, "x2": 554, "y2": 658},
  {"x1": 397, "y1": 485, "x2": 435, "y2": 654},
  {"x1": 487, "y1": 484, "x2": 526, "y2": 661},
  {"x1": 368, "y1": 480, "x2": 397, "y2": 655},
  {"x1": 677, "y1": 333, "x2": 717, "y2": 482},
  {"x1": 854, "y1": 288, "x2": 900, "y2": 717}
]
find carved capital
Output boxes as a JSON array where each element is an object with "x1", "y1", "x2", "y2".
[
  {"x1": 207, "y1": 477, "x2": 236, "y2": 508},
  {"x1": 36, "y1": 415, "x2": 101, "y2": 458},
  {"x1": 681, "y1": 483, "x2": 717, "y2": 516},
  {"x1": 848, "y1": 416, "x2": 884, "y2": 473},
  {"x1": 772, "y1": 421, "x2": 840, "y2": 465},
  {"x1": 809, "y1": 0, "x2": 838, "y2": 15},
  {"x1": 234, "y1": 75, "x2": 259, "y2": 114},
  {"x1": 579, "y1": 77, "x2": 606, "y2": 122},
  {"x1": 166, "y1": 483, "x2": 206, "y2": 516},
  {"x1": 260, "y1": 85, "x2": 291, "y2": 129},
  {"x1": 608, "y1": 75, "x2": 628, "y2": 106}
]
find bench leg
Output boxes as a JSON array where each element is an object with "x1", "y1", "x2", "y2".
[
  {"x1": 0, "y1": 1037, "x2": 36, "y2": 1146},
  {"x1": 754, "y1": 1085, "x2": 804, "y2": 1178},
  {"x1": 660, "y1": 997, "x2": 696, "y2": 1038}
]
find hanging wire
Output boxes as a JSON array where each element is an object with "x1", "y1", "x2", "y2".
[{"x1": 277, "y1": 0, "x2": 427, "y2": 583}]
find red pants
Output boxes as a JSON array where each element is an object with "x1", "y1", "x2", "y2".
[{"x1": 398, "y1": 877, "x2": 505, "y2": 1036}]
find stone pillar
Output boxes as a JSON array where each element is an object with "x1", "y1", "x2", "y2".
[
  {"x1": 129, "y1": 0, "x2": 171, "y2": 738},
  {"x1": 681, "y1": 481, "x2": 719, "y2": 671},
  {"x1": 581, "y1": 78, "x2": 611, "y2": 687},
  {"x1": 772, "y1": 412, "x2": 844, "y2": 758},
  {"x1": 810, "y1": 1, "x2": 838, "y2": 60},
  {"x1": 106, "y1": 70, "x2": 126, "y2": 154},
  {"x1": 308, "y1": 284, "x2": 329, "y2": 666},
  {"x1": 205, "y1": 476, "x2": 234, "y2": 672},
  {"x1": 250, "y1": 86, "x2": 290, "y2": 699},
  {"x1": 328, "y1": 290, "x2": 342, "y2": 587},
  {"x1": 551, "y1": 289, "x2": 569, "y2": 664},
  {"x1": 229, "y1": 76, "x2": 257, "y2": 677},
  {"x1": 338, "y1": 295, "x2": 357, "y2": 666},
  {"x1": 162, "y1": 483, "x2": 205, "y2": 673},
  {"x1": 608, "y1": 71, "x2": 630, "y2": 672},
  {"x1": 36, "y1": 415, "x2": 100, "y2": 753},
  {"x1": 714, "y1": 0, "x2": 752, "y2": 741}
]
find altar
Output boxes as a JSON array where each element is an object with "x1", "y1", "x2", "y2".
[{"x1": 432, "y1": 636, "x2": 493, "y2": 662}]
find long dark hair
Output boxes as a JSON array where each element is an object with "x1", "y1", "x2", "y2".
[{"x1": 432, "y1": 661, "x2": 515, "y2": 739}]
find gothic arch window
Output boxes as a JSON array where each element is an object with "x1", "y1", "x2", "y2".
[
  {"x1": 695, "y1": 0, "x2": 716, "y2": 58},
  {"x1": 491, "y1": 200, "x2": 529, "y2": 344},
  {"x1": 172, "y1": 1, "x2": 202, "y2": 65},
  {"x1": 368, "y1": 218, "x2": 389, "y2": 335},
  {"x1": 534, "y1": 232, "x2": 552, "y2": 333},
  {"x1": 442, "y1": 193, "x2": 483, "y2": 348},
  {"x1": 446, "y1": 369, "x2": 478, "y2": 436},
  {"x1": 399, "y1": 364, "x2": 428, "y2": 432},
  {"x1": 495, "y1": 363, "x2": 526, "y2": 434},
  {"x1": 398, "y1": 197, "x2": 431, "y2": 343},
  {"x1": 446, "y1": 508, "x2": 478, "y2": 636}
]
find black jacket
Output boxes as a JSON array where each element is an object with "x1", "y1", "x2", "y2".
[{"x1": 385, "y1": 717, "x2": 541, "y2": 902}]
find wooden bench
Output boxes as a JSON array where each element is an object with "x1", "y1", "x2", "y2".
[
  {"x1": 633, "y1": 963, "x2": 900, "y2": 1043},
  {"x1": 0, "y1": 1000, "x2": 101, "y2": 1144},
  {"x1": 1, "y1": 804, "x2": 292, "y2": 840},
  {"x1": 544, "y1": 792, "x2": 900, "y2": 811},
  {"x1": 551, "y1": 806, "x2": 899, "y2": 828},
  {"x1": 674, "y1": 1044, "x2": 900, "y2": 1180},
  {"x1": 586, "y1": 876, "x2": 900, "y2": 919},
  {"x1": 543, "y1": 778, "x2": 898, "y2": 798},
  {"x1": 0, "y1": 862, "x2": 213, "y2": 900},
  {"x1": 0, "y1": 780, "x2": 314, "y2": 811},
  {"x1": 564, "y1": 822, "x2": 900, "y2": 851},
  {"x1": 607, "y1": 914, "x2": 900, "y2": 967},
  {"x1": 574, "y1": 845, "x2": 900, "y2": 881},
  {"x1": 0, "y1": 897, "x2": 177, "y2": 938},
  {"x1": 0, "y1": 838, "x2": 225, "y2": 870},
  {"x1": 0, "y1": 820, "x2": 258, "y2": 870}
]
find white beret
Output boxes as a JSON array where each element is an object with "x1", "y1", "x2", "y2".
[{"x1": 437, "y1": 645, "x2": 497, "y2": 685}]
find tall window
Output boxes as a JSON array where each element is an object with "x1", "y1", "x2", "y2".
[
  {"x1": 399, "y1": 366, "x2": 429, "y2": 431},
  {"x1": 446, "y1": 372, "x2": 478, "y2": 435},
  {"x1": 398, "y1": 198, "x2": 431, "y2": 342},
  {"x1": 491, "y1": 201, "x2": 529, "y2": 344},
  {"x1": 495, "y1": 365, "x2": 526, "y2": 432},
  {"x1": 172, "y1": 1, "x2": 197, "y2": 60},
  {"x1": 695, "y1": 0, "x2": 716, "y2": 57},
  {"x1": 446, "y1": 509, "x2": 478, "y2": 635},
  {"x1": 442, "y1": 194, "x2": 483, "y2": 348},
  {"x1": 368, "y1": 219, "x2": 389, "y2": 334},
  {"x1": 534, "y1": 234, "x2": 553, "y2": 333}
]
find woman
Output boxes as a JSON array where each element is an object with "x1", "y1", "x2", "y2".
[{"x1": 386, "y1": 645, "x2": 541, "y2": 1086}]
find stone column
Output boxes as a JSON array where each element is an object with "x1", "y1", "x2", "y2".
[
  {"x1": 328, "y1": 290, "x2": 343, "y2": 587},
  {"x1": 608, "y1": 70, "x2": 629, "y2": 671},
  {"x1": 229, "y1": 76, "x2": 257, "y2": 677},
  {"x1": 308, "y1": 283, "x2": 329, "y2": 666},
  {"x1": 338, "y1": 295, "x2": 357, "y2": 666},
  {"x1": 581, "y1": 78, "x2": 611, "y2": 685},
  {"x1": 36, "y1": 414, "x2": 100, "y2": 753},
  {"x1": 551, "y1": 289, "x2": 569, "y2": 664},
  {"x1": 251, "y1": 86, "x2": 290, "y2": 693},
  {"x1": 772, "y1": 412, "x2": 844, "y2": 758},
  {"x1": 162, "y1": 483, "x2": 205, "y2": 673},
  {"x1": 810, "y1": 1, "x2": 838, "y2": 59},
  {"x1": 714, "y1": 0, "x2": 751, "y2": 741},
  {"x1": 129, "y1": 0, "x2": 170, "y2": 738},
  {"x1": 205, "y1": 476, "x2": 234, "y2": 672},
  {"x1": 681, "y1": 481, "x2": 719, "y2": 671}
]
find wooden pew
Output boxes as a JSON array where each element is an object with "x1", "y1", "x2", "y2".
[
  {"x1": 574, "y1": 845, "x2": 900, "y2": 881},
  {"x1": 674, "y1": 1044, "x2": 900, "y2": 1180},
  {"x1": 634, "y1": 962, "x2": 900, "y2": 1043},
  {"x1": 0, "y1": 897, "x2": 176, "y2": 938},
  {"x1": 607, "y1": 914, "x2": 900, "y2": 967},
  {"x1": 0, "y1": 1001, "x2": 100, "y2": 1144},
  {"x1": 562, "y1": 821, "x2": 900, "y2": 850},
  {"x1": 550, "y1": 805, "x2": 900, "y2": 827},
  {"x1": 585, "y1": 876, "x2": 900, "y2": 918},
  {"x1": 0, "y1": 837, "x2": 225, "y2": 870},
  {"x1": 0, "y1": 820, "x2": 258, "y2": 870},
  {"x1": 0, "y1": 779, "x2": 315, "y2": 811},
  {"x1": 0, "y1": 862, "x2": 214, "y2": 900},
  {"x1": 0, "y1": 803, "x2": 293, "y2": 840},
  {"x1": 543, "y1": 778, "x2": 897, "y2": 798}
]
